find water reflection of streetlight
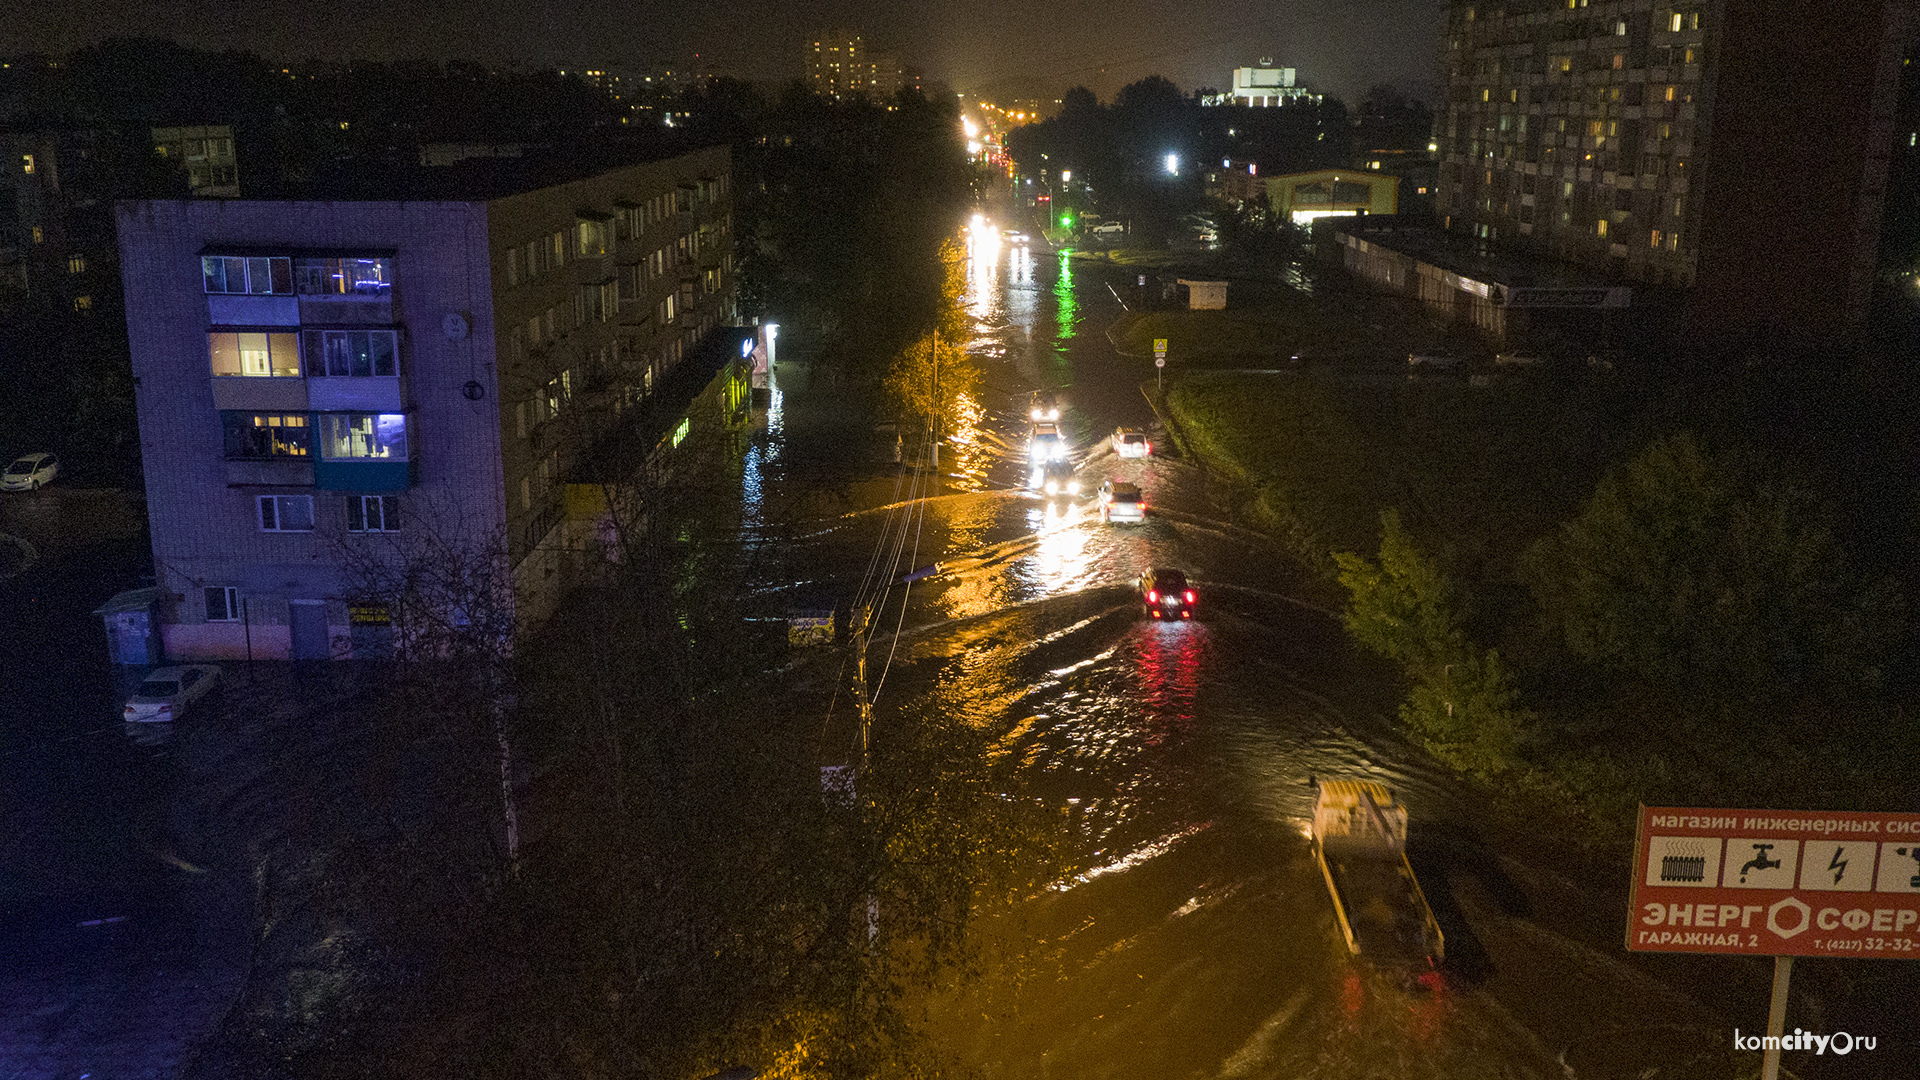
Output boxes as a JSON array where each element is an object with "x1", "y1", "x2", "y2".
[
  {"x1": 944, "y1": 390, "x2": 991, "y2": 492},
  {"x1": 1024, "y1": 504, "x2": 1093, "y2": 596}
]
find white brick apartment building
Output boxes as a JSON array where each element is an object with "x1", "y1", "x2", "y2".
[{"x1": 116, "y1": 144, "x2": 737, "y2": 660}]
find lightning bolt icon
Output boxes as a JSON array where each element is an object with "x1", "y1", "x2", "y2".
[{"x1": 1830, "y1": 847, "x2": 1849, "y2": 886}]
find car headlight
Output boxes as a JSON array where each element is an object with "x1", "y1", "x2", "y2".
[
  {"x1": 1044, "y1": 479, "x2": 1059, "y2": 494},
  {"x1": 1067, "y1": 480, "x2": 1080, "y2": 494}
]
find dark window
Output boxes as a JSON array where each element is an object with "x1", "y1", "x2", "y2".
[
  {"x1": 346, "y1": 494, "x2": 401, "y2": 532},
  {"x1": 302, "y1": 329, "x2": 398, "y2": 377},
  {"x1": 257, "y1": 495, "x2": 315, "y2": 532},
  {"x1": 205, "y1": 585, "x2": 240, "y2": 621},
  {"x1": 203, "y1": 255, "x2": 293, "y2": 295}
]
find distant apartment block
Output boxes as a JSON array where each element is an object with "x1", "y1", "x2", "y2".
[
  {"x1": 806, "y1": 28, "x2": 907, "y2": 101},
  {"x1": 152, "y1": 125, "x2": 239, "y2": 197},
  {"x1": 1433, "y1": 0, "x2": 1915, "y2": 351},
  {"x1": 2, "y1": 128, "x2": 113, "y2": 321},
  {"x1": 115, "y1": 144, "x2": 739, "y2": 660}
]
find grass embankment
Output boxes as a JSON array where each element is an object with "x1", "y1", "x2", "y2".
[{"x1": 1165, "y1": 364, "x2": 1919, "y2": 847}]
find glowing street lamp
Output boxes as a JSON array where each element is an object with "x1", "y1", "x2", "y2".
[{"x1": 1164, "y1": 153, "x2": 1180, "y2": 176}]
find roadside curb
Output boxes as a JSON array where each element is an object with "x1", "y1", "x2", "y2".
[{"x1": 1138, "y1": 381, "x2": 1193, "y2": 460}]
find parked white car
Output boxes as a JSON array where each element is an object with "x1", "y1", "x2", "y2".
[
  {"x1": 1112, "y1": 428, "x2": 1152, "y2": 458},
  {"x1": 1, "y1": 452, "x2": 59, "y2": 491},
  {"x1": 124, "y1": 665, "x2": 222, "y2": 722},
  {"x1": 1091, "y1": 221, "x2": 1126, "y2": 238}
]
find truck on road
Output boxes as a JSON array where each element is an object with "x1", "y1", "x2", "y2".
[{"x1": 1309, "y1": 778, "x2": 1445, "y2": 968}]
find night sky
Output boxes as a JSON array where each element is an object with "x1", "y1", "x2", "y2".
[{"x1": 4, "y1": 0, "x2": 1447, "y2": 105}]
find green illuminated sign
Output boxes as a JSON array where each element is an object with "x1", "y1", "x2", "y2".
[{"x1": 671, "y1": 418, "x2": 690, "y2": 448}]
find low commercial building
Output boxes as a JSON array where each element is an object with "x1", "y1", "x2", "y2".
[
  {"x1": 1325, "y1": 218, "x2": 1630, "y2": 346},
  {"x1": 1266, "y1": 169, "x2": 1401, "y2": 225},
  {"x1": 116, "y1": 143, "x2": 740, "y2": 660}
]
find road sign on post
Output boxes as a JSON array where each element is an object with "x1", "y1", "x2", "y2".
[
  {"x1": 1630, "y1": 805, "x2": 1920, "y2": 1080},
  {"x1": 1628, "y1": 805, "x2": 1920, "y2": 958}
]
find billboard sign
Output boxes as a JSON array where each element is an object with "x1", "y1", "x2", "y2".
[{"x1": 1629, "y1": 806, "x2": 1920, "y2": 957}]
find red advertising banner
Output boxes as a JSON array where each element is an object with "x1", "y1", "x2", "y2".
[{"x1": 1628, "y1": 806, "x2": 1920, "y2": 957}]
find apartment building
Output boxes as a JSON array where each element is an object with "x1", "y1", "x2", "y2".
[
  {"x1": 1434, "y1": 0, "x2": 1914, "y2": 351},
  {"x1": 806, "y1": 28, "x2": 907, "y2": 101},
  {"x1": 115, "y1": 144, "x2": 737, "y2": 660},
  {"x1": 151, "y1": 125, "x2": 240, "y2": 197}
]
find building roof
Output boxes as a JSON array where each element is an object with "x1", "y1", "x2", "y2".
[
  {"x1": 241, "y1": 136, "x2": 729, "y2": 202},
  {"x1": 1330, "y1": 219, "x2": 1622, "y2": 293}
]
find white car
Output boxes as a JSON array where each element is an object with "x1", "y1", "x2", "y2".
[
  {"x1": 124, "y1": 664, "x2": 222, "y2": 722},
  {"x1": 1112, "y1": 428, "x2": 1151, "y2": 458},
  {"x1": 1091, "y1": 221, "x2": 1126, "y2": 238},
  {"x1": 1099, "y1": 480, "x2": 1146, "y2": 523},
  {"x1": 1, "y1": 452, "x2": 59, "y2": 491}
]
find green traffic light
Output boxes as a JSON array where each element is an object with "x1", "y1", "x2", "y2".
[{"x1": 1060, "y1": 214, "x2": 1072, "y2": 227}]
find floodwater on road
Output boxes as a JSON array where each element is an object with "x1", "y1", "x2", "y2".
[{"x1": 726, "y1": 230, "x2": 1763, "y2": 1079}]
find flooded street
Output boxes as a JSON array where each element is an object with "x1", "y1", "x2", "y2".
[
  {"x1": 0, "y1": 229, "x2": 1873, "y2": 1078},
  {"x1": 733, "y1": 232, "x2": 1750, "y2": 1079}
]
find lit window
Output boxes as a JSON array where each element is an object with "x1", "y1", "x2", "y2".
[
  {"x1": 209, "y1": 331, "x2": 301, "y2": 377},
  {"x1": 21, "y1": 153, "x2": 32, "y2": 174},
  {"x1": 1670, "y1": 12, "x2": 1683, "y2": 31},
  {"x1": 72, "y1": 295, "x2": 91, "y2": 312},
  {"x1": 1613, "y1": 54, "x2": 1624, "y2": 69},
  {"x1": 257, "y1": 495, "x2": 315, "y2": 532},
  {"x1": 319, "y1": 413, "x2": 408, "y2": 461},
  {"x1": 1668, "y1": 231, "x2": 1681, "y2": 250},
  {"x1": 31, "y1": 226, "x2": 42, "y2": 243},
  {"x1": 1597, "y1": 219, "x2": 1609, "y2": 237},
  {"x1": 293, "y1": 256, "x2": 391, "y2": 296},
  {"x1": 221, "y1": 412, "x2": 311, "y2": 459},
  {"x1": 1650, "y1": 229, "x2": 1663, "y2": 248},
  {"x1": 67, "y1": 254, "x2": 85, "y2": 274},
  {"x1": 1666, "y1": 86, "x2": 1677, "y2": 101}
]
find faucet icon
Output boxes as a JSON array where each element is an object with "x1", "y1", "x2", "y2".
[{"x1": 1739, "y1": 843, "x2": 1782, "y2": 883}]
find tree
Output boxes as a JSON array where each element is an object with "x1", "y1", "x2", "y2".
[
  {"x1": 1335, "y1": 510, "x2": 1529, "y2": 774},
  {"x1": 1521, "y1": 432, "x2": 1903, "y2": 701}
]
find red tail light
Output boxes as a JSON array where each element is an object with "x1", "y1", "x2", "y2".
[
  {"x1": 1146, "y1": 590, "x2": 1157, "y2": 603},
  {"x1": 1184, "y1": 590, "x2": 1195, "y2": 603}
]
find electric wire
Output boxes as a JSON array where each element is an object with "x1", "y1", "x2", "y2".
[{"x1": 869, "y1": 423, "x2": 935, "y2": 709}]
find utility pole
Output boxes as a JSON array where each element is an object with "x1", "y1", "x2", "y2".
[
  {"x1": 847, "y1": 599, "x2": 878, "y2": 947},
  {"x1": 850, "y1": 601, "x2": 873, "y2": 771},
  {"x1": 930, "y1": 329, "x2": 940, "y2": 471}
]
